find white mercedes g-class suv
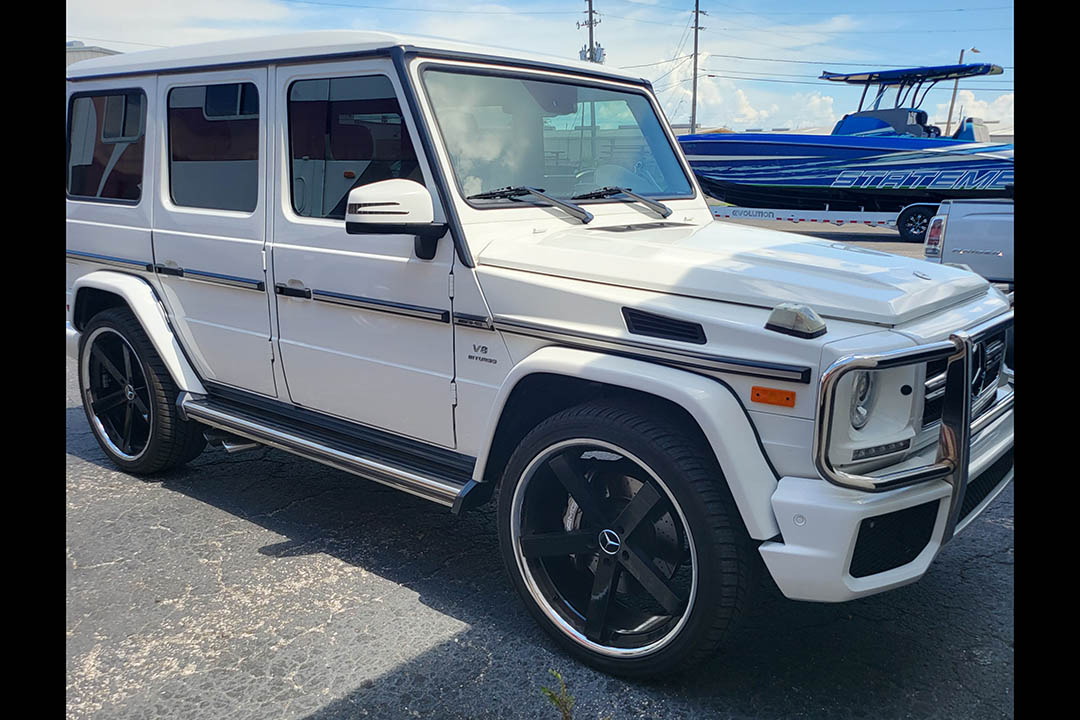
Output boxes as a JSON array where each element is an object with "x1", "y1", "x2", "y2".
[{"x1": 66, "y1": 32, "x2": 1014, "y2": 677}]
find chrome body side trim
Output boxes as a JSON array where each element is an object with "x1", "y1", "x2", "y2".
[
  {"x1": 492, "y1": 316, "x2": 812, "y2": 384},
  {"x1": 453, "y1": 312, "x2": 494, "y2": 330},
  {"x1": 179, "y1": 392, "x2": 465, "y2": 507},
  {"x1": 311, "y1": 289, "x2": 450, "y2": 323},
  {"x1": 66, "y1": 249, "x2": 150, "y2": 271}
]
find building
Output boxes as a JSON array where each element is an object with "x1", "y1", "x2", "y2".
[{"x1": 67, "y1": 41, "x2": 120, "y2": 67}]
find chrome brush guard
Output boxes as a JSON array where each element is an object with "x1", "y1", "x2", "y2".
[{"x1": 813, "y1": 310, "x2": 1014, "y2": 541}]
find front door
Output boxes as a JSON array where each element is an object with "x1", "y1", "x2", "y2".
[
  {"x1": 152, "y1": 68, "x2": 277, "y2": 397},
  {"x1": 269, "y1": 59, "x2": 456, "y2": 447}
]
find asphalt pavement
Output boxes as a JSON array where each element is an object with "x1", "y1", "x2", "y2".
[{"x1": 66, "y1": 223, "x2": 1012, "y2": 719}]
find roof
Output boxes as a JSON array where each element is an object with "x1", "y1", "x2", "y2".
[
  {"x1": 66, "y1": 45, "x2": 121, "y2": 67},
  {"x1": 66, "y1": 30, "x2": 645, "y2": 83},
  {"x1": 820, "y1": 63, "x2": 1003, "y2": 86}
]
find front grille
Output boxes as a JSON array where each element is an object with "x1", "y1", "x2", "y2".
[
  {"x1": 849, "y1": 500, "x2": 940, "y2": 578},
  {"x1": 921, "y1": 331, "x2": 1007, "y2": 428},
  {"x1": 959, "y1": 448, "x2": 1013, "y2": 523}
]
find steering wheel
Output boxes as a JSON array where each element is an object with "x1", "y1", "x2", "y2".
[{"x1": 594, "y1": 163, "x2": 661, "y2": 193}]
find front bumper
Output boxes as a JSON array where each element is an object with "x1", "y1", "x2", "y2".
[
  {"x1": 67, "y1": 321, "x2": 80, "y2": 360},
  {"x1": 760, "y1": 310, "x2": 1014, "y2": 602},
  {"x1": 759, "y1": 389, "x2": 1012, "y2": 602}
]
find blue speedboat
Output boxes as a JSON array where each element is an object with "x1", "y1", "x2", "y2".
[{"x1": 678, "y1": 64, "x2": 1013, "y2": 238}]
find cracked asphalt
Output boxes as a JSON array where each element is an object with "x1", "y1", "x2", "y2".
[{"x1": 66, "y1": 232, "x2": 1012, "y2": 719}]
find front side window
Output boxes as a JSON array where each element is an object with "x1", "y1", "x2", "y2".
[
  {"x1": 67, "y1": 90, "x2": 146, "y2": 201},
  {"x1": 421, "y1": 69, "x2": 693, "y2": 201},
  {"x1": 167, "y1": 83, "x2": 259, "y2": 212},
  {"x1": 288, "y1": 75, "x2": 421, "y2": 219}
]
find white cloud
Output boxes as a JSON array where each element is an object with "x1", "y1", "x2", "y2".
[
  {"x1": 66, "y1": 0, "x2": 302, "y2": 47},
  {"x1": 932, "y1": 90, "x2": 1014, "y2": 127},
  {"x1": 66, "y1": 1, "x2": 1008, "y2": 133}
]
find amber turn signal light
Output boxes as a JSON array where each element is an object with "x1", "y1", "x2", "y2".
[{"x1": 751, "y1": 386, "x2": 796, "y2": 407}]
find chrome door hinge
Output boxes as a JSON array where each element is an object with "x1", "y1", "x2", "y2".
[
  {"x1": 448, "y1": 273, "x2": 455, "y2": 298},
  {"x1": 449, "y1": 381, "x2": 458, "y2": 406}
]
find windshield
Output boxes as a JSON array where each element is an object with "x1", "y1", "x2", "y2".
[{"x1": 421, "y1": 68, "x2": 694, "y2": 202}]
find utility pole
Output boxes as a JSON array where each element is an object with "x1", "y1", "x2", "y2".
[
  {"x1": 578, "y1": 1, "x2": 602, "y2": 63},
  {"x1": 690, "y1": 1, "x2": 706, "y2": 133},
  {"x1": 945, "y1": 47, "x2": 979, "y2": 136}
]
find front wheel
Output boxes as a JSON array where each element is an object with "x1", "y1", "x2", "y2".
[{"x1": 497, "y1": 401, "x2": 756, "y2": 676}]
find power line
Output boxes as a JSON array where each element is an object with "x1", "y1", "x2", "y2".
[
  {"x1": 277, "y1": 0, "x2": 575, "y2": 15},
  {"x1": 609, "y1": 0, "x2": 1013, "y2": 15},
  {"x1": 657, "y1": 73, "x2": 1013, "y2": 91},
  {"x1": 654, "y1": 55, "x2": 693, "y2": 83},
  {"x1": 706, "y1": 2, "x2": 1013, "y2": 16},
  {"x1": 701, "y1": 51, "x2": 1014, "y2": 70},
  {"x1": 67, "y1": 35, "x2": 167, "y2": 48},
  {"x1": 620, "y1": 53, "x2": 694, "y2": 69},
  {"x1": 719, "y1": 26, "x2": 1013, "y2": 34},
  {"x1": 701, "y1": 66, "x2": 1013, "y2": 82}
]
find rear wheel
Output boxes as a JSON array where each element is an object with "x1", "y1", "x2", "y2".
[
  {"x1": 497, "y1": 401, "x2": 755, "y2": 676},
  {"x1": 897, "y1": 204, "x2": 934, "y2": 242},
  {"x1": 78, "y1": 307, "x2": 206, "y2": 474}
]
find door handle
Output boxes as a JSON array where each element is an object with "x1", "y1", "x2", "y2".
[
  {"x1": 151, "y1": 263, "x2": 184, "y2": 277},
  {"x1": 274, "y1": 283, "x2": 312, "y2": 299}
]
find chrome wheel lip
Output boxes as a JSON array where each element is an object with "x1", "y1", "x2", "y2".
[
  {"x1": 510, "y1": 438, "x2": 698, "y2": 659},
  {"x1": 80, "y1": 326, "x2": 152, "y2": 462}
]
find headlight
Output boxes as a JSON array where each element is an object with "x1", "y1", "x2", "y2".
[{"x1": 849, "y1": 371, "x2": 876, "y2": 429}]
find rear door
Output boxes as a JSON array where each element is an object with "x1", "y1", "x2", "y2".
[
  {"x1": 269, "y1": 58, "x2": 456, "y2": 447},
  {"x1": 66, "y1": 77, "x2": 156, "y2": 291},
  {"x1": 152, "y1": 69, "x2": 277, "y2": 396}
]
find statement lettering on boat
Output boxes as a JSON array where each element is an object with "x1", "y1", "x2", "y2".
[{"x1": 830, "y1": 169, "x2": 1014, "y2": 191}]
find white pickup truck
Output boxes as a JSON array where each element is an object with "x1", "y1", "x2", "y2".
[
  {"x1": 924, "y1": 199, "x2": 1014, "y2": 288},
  {"x1": 924, "y1": 198, "x2": 1014, "y2": 368}
]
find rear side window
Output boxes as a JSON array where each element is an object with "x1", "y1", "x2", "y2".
[
  {"x1": 167, "y1": 83, "x2": 259, "y2": 212},
  {"x1": 67, "y1": 90, "x2": 147, "y2": 202},
  {"x1": 288, "y1": 75, "x2": 421, "y2": 219}
]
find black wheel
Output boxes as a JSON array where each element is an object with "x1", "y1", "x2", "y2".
[
  {"x1": 78, "y1": 307, "x2": 206, "y2": 473},
  {"x1": 897, "y1": 205, "x2": 934, "y2": 242},
  {"x1": 497, "y1": 401, "x2": 756, "y2": 677}
]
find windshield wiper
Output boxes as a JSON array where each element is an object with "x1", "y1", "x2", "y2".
[
  {"x1": 571, "y1": 186, "x2": 672, "y2": 219},
  {"x1": 467, "y1": 186, "x2": 593, "y2": 224}
]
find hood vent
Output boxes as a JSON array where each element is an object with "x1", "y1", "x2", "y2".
[
  {"x1": 594, "y1": 222, "x2": 692, "y2": 232},
  {"x1": 622, "y1": 308, "x2": 707, "y2": 345}
]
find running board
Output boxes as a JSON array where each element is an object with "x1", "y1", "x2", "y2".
[{"x1": 179, "y1": 392, "x2": 475, "y2": 509}]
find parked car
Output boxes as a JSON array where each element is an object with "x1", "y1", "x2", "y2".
[
  {"x1": 925, "y1": 198, "x2": 1013, "y2": 367},
  {"x1": 924, "y1": 198, "x2": 1013, "y2": 287},
  {"x1": 66, "y1": 31, "x2": 1014, "y2": 677}
]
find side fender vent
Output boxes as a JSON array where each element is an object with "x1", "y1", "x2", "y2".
[{"x1": 622, "y1": 308, "x2": 707, "y2": 345}]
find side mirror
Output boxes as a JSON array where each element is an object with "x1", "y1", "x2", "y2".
[{"x1": 345, "y1": 179, "x2": 448, "y2": 260}]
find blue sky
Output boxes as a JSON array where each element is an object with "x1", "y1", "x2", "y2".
[{"x1": 66, "y1": 0, "x2": 1014, "y2": 131}]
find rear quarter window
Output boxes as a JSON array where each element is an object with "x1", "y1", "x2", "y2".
[{"x1": 67, "y1": 90, "x2": 147, "y2": 202}]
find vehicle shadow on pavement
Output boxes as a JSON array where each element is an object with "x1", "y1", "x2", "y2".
[{"x1": 66, "y1": 410, "x2": 1013, "y2": 719}]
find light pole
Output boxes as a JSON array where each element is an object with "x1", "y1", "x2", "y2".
[{"x1": 945, "y1": 47, "x2": 979, "y2": 136}]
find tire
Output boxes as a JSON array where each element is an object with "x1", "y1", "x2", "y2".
[
  {"x1": 897, "y1": 205, "x2": 934, "y2": 242},
  {"x1": 496, "y1": 400, "x2": 756, "y2": 677},
  {"x1": 78, "y1": 307, "x2": 206, "y2": 474}
]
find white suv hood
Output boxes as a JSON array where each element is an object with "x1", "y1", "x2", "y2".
[{"x1": 476, "y1": 219, "x2": 988, "y2": 326}]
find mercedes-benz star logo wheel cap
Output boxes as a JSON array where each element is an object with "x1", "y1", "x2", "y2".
[{"x1": 599, "y1": 529, "x2": 621, "y2": 555}]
